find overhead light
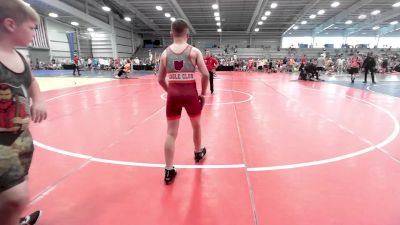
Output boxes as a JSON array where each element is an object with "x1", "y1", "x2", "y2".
[
  {"x1": 261, "y1": 16, "x2": 267, "y2": 21},
  {"x1": 170, "y1": 17, "x2": 176, "y2": 22},
  {"x1": 217, "y1": 28, "x2": 222, "y2": 32},
  {"x1": 293, "y1": 26, "x2": 299, "y2": 30},
  {"x1": 215, "y1": 17, "x2": 220, "y2": 21},
  {"x1": 270, "y1": 3, "x2": 278, "y2": 8},
  {"x1": 87, "y1": 28, "x2": 94, "y2": 32},
  {"x1": 48, "y1": 13, "x2": 58, "y2": 18},
  {"x1": 258, "y1": 21, "x2": 263, "y2": 25},
  {"x1": 216, "y1": 22, "x2": 221, "y2": 26},
  {"x1": 214, "y1": 12, "x2": 220, "y2": 17},
  {"x1": 165, "y1": 13, "x2": 171, "y2": 18},
  {"x1": 362, "y1": 33, "x2": 366, "y2": 34},
  {"x1": 288, "y1": 32, "x2": 292, "y2": 34},
  {"x1": 372, "y1": 26, "x2": 380, "y2": 30},
  {"x1": 371, "y1": 10, "x2": 380, "y2": 15},
  {"x1": 102, "y1": 6, "x2": 111, "y2": 12},
  {"x1": 254, "y1": 28, "x2": 260, "y2": 32},
  {"x1": 317, "y1": 10, "x2": 325, "y2": 15},
  {"x1": 124, "y1": 17, "x2": 131, "y2": 22},
  {"x1": 325, "y1": 32, "x2": 329, "y2": 35},
  {"x1": 334, "y1": 27, "x2": 338, "y2": 29},
  {"x1": 309, "y1": 14, "x2": 316, "y2": 19},
  {"x1": 71, "y1": 22, "x2": 79, "y2": 26},
  {"x1": 156, "y1": 6, "x2": 163, "y2": 11},
  {"x1": 265, "y1": 11, "x2": 271, "y2": 16},
  {"x1": 301, "y1": 20, "x2": 307, "y2": 25},
  {"x1": 393, "y1": 2, "x2": 400, "y2": 7},
  {"x1": 331, "y1": 1, "x2": 340, "y2": 7},
  {"x1": 212, "y1": 4, "x2": 218, "y2": 10},
  {"x1": 345, "y1": 20, "x2": 352, "y2": 25},
  {"x1": 358, "y1": 14, "x2": 367, "y2": 20},
  {"x1": 390, "y1": 21, "x2": 399, "y2": 25}
]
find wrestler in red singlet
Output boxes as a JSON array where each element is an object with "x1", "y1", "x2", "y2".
[
  {"x1": 165, "y1": 45, "x2": 200, "y2": 120},
  {"x1": 158, "y1": 19, "x2": 210, "y2": 184}
]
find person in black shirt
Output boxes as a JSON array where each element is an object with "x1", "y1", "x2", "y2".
[{"x1": 362, "y1": 52, "x2": 376, "y2": 84}]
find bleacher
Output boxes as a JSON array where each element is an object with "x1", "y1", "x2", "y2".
[{"x1": 133, "y1": 48, "x2": 165, "y2": 59}]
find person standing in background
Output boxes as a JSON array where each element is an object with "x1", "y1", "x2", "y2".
[
  {"x1": 87, "y1": 57, "x2": 92, "y2": 71},
  {"x1": 72, "y1": 54, "x2": 81, "y2": 76},
  {"x1": 362, "y1": 52, "x2": 376, "y2": 84},
  {"x1": 336, "y1": 56, "x2": 344, "y2": 74},
  {"x1": 349, "y1": 52, "x2": 362, "y2": 83},
  {"x1": 204, "y1": 50, "x2": 219, "y2": 94},
  {"x1": 316, "y1": 54, "x2": 325, "y2": 79}
]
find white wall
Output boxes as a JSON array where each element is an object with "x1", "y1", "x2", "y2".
[
  {"x1": 46, "y1": 19, "x2": 75, "y2": 62},
  {"x1": 132, "y1": 33, "x2": 143, "y2": 53},
  {"x1": 78, "y1": 33, "x2": 92, "y2": 59},
  {"x1": 252, "y1": 38, "x2": 280, "y2": 49},
  {"x1": 345, "y1": 37, "x2": 378, "y2": 48},
  {"x1": 282, "y1": 36, "x2": 313, "y2": 48},
  {"x1": 193, "y1": 38, "x2": 220, "y2": 50},
  {"x1": 221, "y1": 38, "x2": 248, "y2": 48},
  {"x1": 377, "y1": 37, "x2": 400, "y2": 48},
  {"x1": 115, "y1": 27, "x2": 133, "y2": 58},
  {"x1": 314, "y1": 37, "x2": 344, "y2": 48},
  {"x1": 282, "y1": 36, "x2": 400, "y2": 48},
  {"x1": 91, "y1": 32, "x2": 113, "y2": 58}
]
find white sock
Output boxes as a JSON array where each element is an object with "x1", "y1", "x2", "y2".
[{"x1": 165, "y1": 166, "x2": 174, "y2": 170}]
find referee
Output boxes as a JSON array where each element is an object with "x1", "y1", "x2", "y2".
[{"x1": 204, "y1": 50, "x2": 219, "y2": 94}]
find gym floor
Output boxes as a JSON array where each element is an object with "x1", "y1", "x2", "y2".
[{"x1": 24, "y1": 70, "x2": 400, "y2": 225}]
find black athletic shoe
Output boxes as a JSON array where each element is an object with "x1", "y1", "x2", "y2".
[
  {"x1": 164, "y1": 167, "x2": 177, "y2": 184},
  {"x1": 194, "y1": 147, "x2": 207, "y2": 162},
  {"x1": 20, "y1": 210, "x2": 42, "y2": 225}
]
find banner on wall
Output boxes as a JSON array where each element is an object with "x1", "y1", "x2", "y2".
[{"x1": 66, "y1": 32, "x2": 75, "y2": 60}]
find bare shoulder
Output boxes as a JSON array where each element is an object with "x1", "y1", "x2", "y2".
[
  {"x1": 17, "y1": 50, "x2": 31, "y2": 65},
  {"x1": 160, "y1": 49, "x2": 168, "y2": 58},
  {"x1": 191, "y1": 46, "x2": 201, "y2": 55}
]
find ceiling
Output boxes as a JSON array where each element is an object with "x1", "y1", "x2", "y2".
[{"x1": 26, "y1": 0, "x2": 400, "y2": 37}]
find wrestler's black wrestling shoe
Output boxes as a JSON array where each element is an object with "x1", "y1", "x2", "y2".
[
  {"x1": 194, "y1": 147, "x2": 207, "y2": 163},
  {"x1": 164, "y1": 167, "x2": 177, "y2": 185},
  {"x1": 20, "y1": 210, "x2": 42, "y2": 225}
]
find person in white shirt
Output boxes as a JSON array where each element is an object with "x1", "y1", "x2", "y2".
[
  {"x1": 316, "y1": 54, "x2": 325, "y2": 77},
  {"x1": 336, "y1": 57, "x2": 344, "y2": 74},
  {"x1": 134, "y1": 57, "x2": 140, "y2": 65},
  {"x1": 87, "y1": 58, "x2": 92, "y2": 70}
]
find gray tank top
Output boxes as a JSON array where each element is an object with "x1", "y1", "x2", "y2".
[
  {"x1": 166, "y1": 45, "x2": 196, "y2": 82},
  {"x1": 0, "y1": 51, "x2": 32, "y2": 144}
]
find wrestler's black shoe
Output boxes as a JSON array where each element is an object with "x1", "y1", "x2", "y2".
[
  {"x1": 164, "y1": 167, "x2": 177, "y2": 185},
  {"x1": 195, "y1": 147, "x2": 207, "y2": 163},
  {"x1": 20, "y1": 210, "x2": 42, "y2": 225}
]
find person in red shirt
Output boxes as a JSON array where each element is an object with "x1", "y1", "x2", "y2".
[
  {"x1": 301, "y1": 54, "x2": 307, "y2": 65},
  {"x1": 204, "y1": 50, "x2": 219, "y2": 94},
  {"x1": 72, "y1": 54, "x2": 81, "y2": 76}
]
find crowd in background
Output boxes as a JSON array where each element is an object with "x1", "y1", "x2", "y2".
[
  {"x1": 30, "y1": 48, "x2": 400, "y2": 80},
  {"x1": 211, "y1": 49, "x2": 400, "y2": 75}
]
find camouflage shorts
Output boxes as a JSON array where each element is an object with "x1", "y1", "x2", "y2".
[{"x1": 0, "y1": 130, "x2": 34, "y2": 192}]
